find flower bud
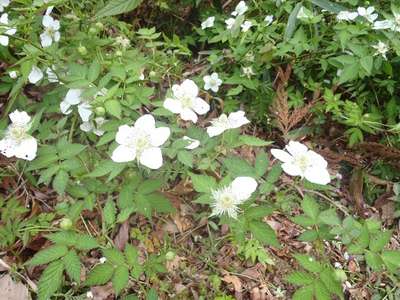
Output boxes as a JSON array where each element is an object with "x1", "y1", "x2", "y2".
[
  {"x1": 60, "y1": 218, "x2": 73, "y2": 230},
  {"x1": 78, "y1": 45, "x2": 87, "y2": 55},
  {"x1": 95, "y1": 107, "x2": 106, "y2": 116}
]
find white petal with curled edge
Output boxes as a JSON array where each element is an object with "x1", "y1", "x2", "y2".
[
  {"x1": 28, "y1": 66, "x2": 43, "y2": 84},
  {"x1": 163, "y1": 98, "x2": 182, "y2": 114},
  {"x1": 0, "y1": 35, "x2": 8, "y2": 46},
  {"x1": 42, "y1": 15, "x2": 54, "y2": 27},
  {"x1": 271, "y1": 149, "x2": 293, "y2": 163},
  {"x1": 150, "y1": 127, "x2": 170, "y2": 147},
  {"x1": 181, "y1": 79, "x2": 199, "y2": 98},
  {"x1": 231, "y1": 177, "x2": 258, "y2": 201},
  {"x1": 80, "y1": 122, "x2": 93, "y2": 132},
  {"x1": 192, "y1": 97, "x2": 210, "y2": 115},
  {"x1": 9, "y1": 110, "x2": 31, "y2": 126},
  {"x1": 6, "y1": 27, "x2": 17, "y2": 36},
  {"x1": 0, "y1": 138, "x2": 15, "y2": 158},
  {"x1": 115, "y1": 125, "x2": 136, "y2": 146},
  {"x1": 60, "y1": 101, "x2": 72, "y2": 115},
  {"x1": 139, "y1": 147, "x2": 163, "y2": 169},
  {"x1": 54, "y1": 31, "x2": 60, "y2": 42},
  {"x1": 373, "y1": 20, "x2": 393, "y2": 30},
  {"x1": 282, "y1": 162, "x2": 303, "y2": 177},
  {"x1": 180, "y1": 108, "x2": 198, "y2": 123},
  {"x1": 64, "y1": 89, "x2": 82, "y2": 105},
  {"x1": 78, "y1": 103, "x2": 92, "y2": 122},
  {"x1": 228, "y1": 110, "x2": 250, "y2": 128},
  {"x1": 183, "y1": 136, "x2": 200, "y2": 150},
  {"x1": 40, "y1": 32, "x2": 52, "y2": 47},
  {"x1": 134, "y1": 114, "x2": 155, "y2": 131},
  {"x1": 285, "y1": 141, "x2": 308, "y2": 157},
  {"x1": 307, "y1": 150, "x2": 328, "y2": 168},
  {"x1": 52, "y1": 20, "x2": 60, "y2": 31},
  {"x1": 45, "y1": 5, "x2": 54, "y2": 15},
  {"x1": 111, "y1": 145, "x2": 136, "y2": 163},
  {"x1": 206, "y1": 124, "x2": 226, "y2": 137},
  {"x1": 14, "y1": 137, "x2": 37, "y2": 161},
  {"x1": 304, "y1": 166, "x2": 331, "y2": 185}
]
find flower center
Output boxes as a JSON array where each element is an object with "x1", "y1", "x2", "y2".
[
  {"x1": 295, "y1": 154, "x2": 311, "y2": 172},
  {"x1": 133, "y1": 133, "x2": 150, "y2": 155},
  {"x1": 220, "y1": 194, "x2": 235, "y2": 209},
  {"x1": 180, "y1": 95, "x2": 193, "y2": 109},
  {"x1": 46, "y1": 27, "x2": 55, "y2": 37},
  {"x1": 9, "y1": 125, "x2": 27, "y2": 142}
]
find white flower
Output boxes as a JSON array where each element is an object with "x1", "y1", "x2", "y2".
[
  {"x1": 357, "y1": 6, "x2": 378, "y2": 23},
  {"x1": 115, "y1": 36, "x2": 130, "y2": 48},
  {"x1": 60, "y1": 89, "x2": 92, "y2": 122},
  {"x1": 28, "y1": 66, "x2": 43, "y2": 84},
  {"x1": 271, "y1": 141, "x2": 331, "y2": 185},
  {"x1": 111, "y1": 114, "x2": 170, "y2": 169},
  {"x1": 46, "y1": 67, "x2": 58, "y2": 83},
  {"x1": 232, "y1": 1, "x2": 248, "y2": 16},
  {"x1": 264, "y1": 15, "x2": 274, "y2": 26},
  {"x1": 242, "y1": 66, "x2": 255, "y2": 78},
  {"x1": 86, "y1": 291, "x2": 94, "y2": 299},
  {"x1": 182, "y1": 136, "x2": 200, "y2": 150},
  {"x1": 225, "y1": 17, "x2": 236, "y2": 30},
  {"x1": 40, "y1": 14, "x2": 60, "y2": 47},
  {"x1": 373, "y1": 13, "x2": 400, "y2": 32},
  {"x1": 0, "y1": 13, "x2": 16, "y2": 46},
  {"x1": 163, "y1": 79, "x2": 210, "y2": 123},
  {"x1": 9, "y1": 70, "x2": 17, "y2": 78},
  {"x1": 203, "y1": 72, "x2": 222, "y2": 93},
  {"x1": 0, "y1": 0, "x2": 9, "y2": 12},
  {"x1": 206, "y1": 110, "x2": 250, "y2": 137},
  {"x1": 211, "y1": 177, "x2": 257, "y2": 219},
  {"x1": 201, "y1": 16, "x2": 215, "y2": 29},
  {"x1": 336, "y1": 11, "x2": 358, "y2": 21},
  {"x1": 372, "y1": 41, "x2": 389, "y2": 59},
  {"x1": 80, "y1": 117, "x2": 107, "y2": 136},
  {"x1": 0, "y1": 110, "x2": 37, "y2": 161},
  {"x1": 139, "y1": 72, "x2": 145, "y2": 80},
  {"x1": 241, "y1": 20, "x2": 253, "y2": 32},
  {"x1": 99, "y1": 257, "x2": 107, "y2": 264}
]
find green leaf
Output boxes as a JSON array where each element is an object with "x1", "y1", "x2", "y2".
[
  {"x1": 177, "y1": 150, "x2": 193, "y2": 167},
  {"x1": 86, "y1": 160, "x2": 121, "y2": 178},
  {"x1": 301, "y1": 196, "x2": 320, "y2": 220},
  {"x1": 360, "y1": 56, "x2": 374, "y2": 75},
  {"x1": 284, "y1": 3, "x2": 302, "y2": 41},
  {"x1": 103, "y1": 248, "x2": 126, "y2": 266},
  {"x1": 125, "y1": 244, "x2": 139, "y2": 268},
  {"x1": 75, "y1": 234, "x2": 100, "y2": 250},
  {"x1": 298, "y1": 230, "x2": 319, "y2": 242},
  {"x1": 135, "y1": 193, "x2": 152, "y2": 219},
  {"x1": 63, "y1": 250, "x2": 81, "y2": 283},
  {"x1": 245, "y1": 206, "x2": 274, "y2": 220},
  {"x1": 138, "y1": 179, "x2": 163, "y2": 194},
  {"x1": 365, "y1": 250, "x2": 383, "y2": 271},
  {"x1": 381, "y1": 250, "x2": 400, "y2": 272},
  {"x1": 294, "y1": 254, "x2": 322, "y2": 273},
  {"x1": 292, "y1": 285, "x2": 314, "y2": 300},
  {"x1": 53, "y1": 170, "x2": 69, "y2": 195},
  {"x1": 190, "y1": 173, "x2": 217, "y2": 193},
  {"x1": 105, "y1": 99, "x2": 122, "y2": 119},
  {"x1": 369, "y1": 230, "x2": 392, "y2": 252},
  {"x1": 311, "y1": 0, "x2": 347, "y2": 13},
  {"x1": 118, "y1": 177, "x2": 140, "y2": 209},
  {"x1": 147, "y1": 288, "x2": 158, "y2": 300},
  {"x1": 104, "y1": 200, "x2": 116, "y2": 227},
  {"x1": 88, "y1": 60, "x2": 101, "y2": 82},
  {"x1": 37, "y1": 260, "x2": 64, "y2": 300},
  {"x1": 318, "y1": 209, "x2": 341, "y2": 226},
  {"x1": 249, "y1": 221, "x2": 280, "y2": 247},
  {"x1": 85, "y1": 263, "x2": 115, "y2": 286},
  {"x1": 47, "y1": 231, "x2": 77, "y2": 246},
  {"x1": 147, "y1": 193, "x2": 175, "y2": 214},
  {"x1": 112, "y1": 265, "x2": 129, "y2": 295},
  {"x1": 255, "y1": 151, "x2": 269, "y2": 177},
  {"x1": 286, "y1": 271, "x2": 314, "y2": 285},
  {"x1": 238, "y1": 135, "x2": 273, "y2": 147},
  {"x1": 28, "y1": 245, "x2": 69, "y2": 266},
  {"x1": 58, "y1": 144, "x2": 86, "y2": 160},
  {"x1": 96, "y1": 0, "x2": 142, "y2": 18},
  {"x1": 223, "y1": 156, "x2": 256, "y2": 177},
  {"x1": 314, "y1": 280, "x2": 331, "y2": 300}
]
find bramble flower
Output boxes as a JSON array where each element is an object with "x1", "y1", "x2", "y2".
[
  {"x1": 0, "y1": 13, "x2": 16, "y2": 46},
  {"x1": 111, "y1": 114, "x2": 170, "y2": 169},
  {"x1": 28, "y1": 66, "x2": 44, "y2": 84},
  {"x1": 242, "y1": 66, "x2": 255, "y2": 78},
  {"x1": 60, "y1": 89, "x2": 92, "y2": 122},
  {"x1": 232, "y1": 1, "x2": 248, "y2": 17},
  {"x1": 0, "y1": 110, "x2": 37, "y2": 161},
  {"x1": 0, "y1": 0, "x2": 9, "y2": 12},
  {"x1": 211, "y1": 177, "x2": 257, "y2": 219},
  {"x1": 115, "y1": 36, "x2": 130, "y2": 48},
  {"x1": 206, "y1": 110, "x2": 250, "y2": 137},
  {"x1": 357, "y1": 6, "x2": 378, "y2": 23},
  {"x1": 336, "y1": 11, "x2": 358, "y2": 21},
  {"x1": 225, "y1": 17, "x2": 236, "y2": 30},
  {"x1": 271, "y1": 141, "x2": 331, "y2": 185},
  {"x1": 203, "y1": 72, "x2": 222, "y2": 93},
  {"x1": 182, "y1": 136, "x2": 200, "y2": 150},
  {"x1": 201, "y1": 16, "x2": 215, "y2": 29},
  {"x1": 163, "y1": 79, "x2": 210, "y2": 123},
  {"x1": 372, "y1": 41, "x2": 389, "y2": 59},
  {"x1": 40, "y1": 14, "x2": 60, "y2": 47},
  {"x1": 373, "y1": 13, "x2": 400, "y2": 32},
  {"x1": 264, "y1": 15, "x2": 273, "y2": 26},
  {"x1": 241, "y1": 20, "x2": 253, "y2": 32},
  {"x1": 80, "y1": 117, "x2": 107, "y2": 136}
]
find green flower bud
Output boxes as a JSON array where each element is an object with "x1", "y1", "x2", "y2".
[
  {"x1": 60, "y1": 218, "x2": 73, "y2": 230},
  {"x1": 78, "y1": 45, "x2": 87, "y2": 55},
  {"x1": 95, "y1": 107, "x2": 106, "y2": 116}
]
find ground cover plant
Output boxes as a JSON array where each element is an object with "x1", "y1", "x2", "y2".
[{"x1": 0, "y1": 0, "x2": 400, "y2": 299}]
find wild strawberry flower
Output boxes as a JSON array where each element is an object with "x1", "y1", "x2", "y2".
[
  {"x1": 201, "y1": 16, "x2": 215, "y2": 29},
  {"x1": 0, "y1": 0, "x2": 9, "y2": 12},
  {"x1": 232, "y1": 1, "x2": 248, "y2": 17},
  {"x1": 0, "y1": 13, "x2": 16, "y2": 46},
  {"x1": 271, "y1": 141, "x2": 331, "y2": 185},
  {"x1": 373, "y1": 13, "x2": 400, "y2": 32},
  {"x1": 264, "y1": 15, "x2": 273, "y2": 26},
  {"x1": 40, "y1": 13, "x2": 60, "y2": 47},
  {"x1": 111, "y1": 114, "x2": 170, "y2": 169},
  {"x1": 357, "y1": 6, "x2": 378, "y2": 23},
  {"x1": 211, "y1": 177, "x2": 257, "y2": 219},
  {"x1": 182, "y1": 136, "x2": 200, "y2": 150},
  {"x1": 241, "y1": 20, "x2": 253, "y2": 32},
  {"x1": 0, "y1": 110, "x2": 37, "y2": 161},
  {"x1": 336, "y1": 11, "x2": 358, "y2": 21},
  {"x1": 80, "y1": 117, "x2": 107, "y2": 136},
  {"x1": 203, "y1": 72, "x2": 222, "y2": 93},
  {"x1": 163, "y1": 79, "x2": 210, "y2": 123},
  {"x1": 225, "y1": 17, "x2": 236, "y2": 30},
  {"x1": 115, "y1": 36, "x2": 130, "y2": 48},
  {"x1": 60, "y1": 89, "x2": 92, "y2": 122},
  {"x1": 28, "y1": 66, "x2": 44, "y2": 84},
  {"x1": 206, "y1": 110, "x2": 250, "y2": 137},
  {"x1": 372, "y1": 41, "x2": 389, "y2": 59}
]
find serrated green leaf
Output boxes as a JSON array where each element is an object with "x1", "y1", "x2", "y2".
[
  {"x1": 112, "y1": 265, "x2": 129, "y2": 295},
  {"x1": 53, "y1": 170, "x2": 69, "y2": 195},
  {"x1": 88, "y1": 60, "x2": 101, "y2": 82},
  {"x1": 255, "y1": 151, "x2": 269, "y2": 177},
  {"x1": 314, "y1": 280, "x2": 331, "y2": 300},
  {"x1": 103, "y1": 248, "x2": 126, "y2": 266},
  {"x1": 125, "y1": 244, "x2": 139, "y2": 269},
  {"x1": 298, "y1": 230, "x2": 318, "y2": 242},
  {"x1": 365, "y1": 250, "x2": 383, "y2": 271},
  {"x1": 249, "y1": 221, "x2": 280, "y2": 248},
  {"x1": 86, "y1": 160, "x2": 120, "y2": 178},
  {"x1": 292, "y1": 285, "x2": 314, "y2": 300},
  {"x1": 85, "y1": 263, "x2": 115, "y2": 286},
  {"x1": 238, "y1": 135, "x2": 273, "y2": 147},
  {"x1": 369, "y1": 230, "x2": 392, "y2": 252},
  {"x1": 381, "y1": 250, "x2": 400, "y2": 272},
  {"x1": 75, "y1": 234, "x2": 100, "y2": 250},
  {"x1": 245, "y1": 206, "x2": 274, "y2": 220},
  {"x1": 58, "y1": 144, "x2": 86, "y2": 160},
  {"x1": 360, "y1": 56, "x2": 373, "y2": 75},
  {"x1": 46, "y1": 231, "x2": 77, "y2": 246},
  {"x1": 286, "y1": 271, "x2": 314, "y2": 285},
  {"x1": 147, "y1": 193, "x2": 175, "y2": 214},
  {"x1": 301, "y1": 195, "x2": 320, "y2": 220},
  {"x1": 318, "y1": 209, "x2": 341, "y2": 226},
  {"x1": 284, "y1": 3, "x2": 302, "y2": 41},
  {"x1": 190, "y1": 173, "x2": 217, "y2": 193},
  {"x1": 105, "y1": 99, "x2": 122, "y2": 119},
  {"x1": 63, "y1": 250, "x2": 81, "y2": 282},
  {"x1": 177, "y1": 150, "x2": 193, "y2": 167},
  {"x1": 138, "y1": 179, "x2": 163, "y2": 194},
  {"x1": 223, "y1": 156, "x2": 256, "y2": 177},
  {"x1": 96, "y1": 0, "x2": 142, "y2": 18},
  {"x1": 37, "y1": 260, "x2": 64, "y2": 300},
  {"x1": 294, "y1": 254, "x2": 322, "y2": 273},
  {"x1": 104, "y1": 200, "x2": 116, "y2": 227},
  {"x1": 28, "y1": 245, "x2": 69, "y2": 266}
]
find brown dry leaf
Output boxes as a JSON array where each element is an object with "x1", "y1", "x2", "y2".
[
  {"x1": 91, "y1": 283, "x2": 114, "y2": 300},
  {"x1": 114, "y1": 220, "x2": 129, "y2": 251},
  {"x1": 0, "y1": 274, "x2": 29, "y2": 300},
  {"x1": 223, "y1": 273, "x2": 242, "y2": 292},
  {"x1": 349, "y1": 168, "x2": 365, "y2": 215}
]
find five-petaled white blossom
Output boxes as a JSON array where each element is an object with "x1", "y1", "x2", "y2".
[
  {"x1": 0, "y1": 0, "x2": 9, "y2": 12},
  {"x1": 201, "y1": 16, "x2": 215, "y2": 29},
  {"x1": 163, "y1": 79, "x2": 210, "y2": 123},
  {"x1": 40, "y1": 14, "x2": 60, "y2": 47},
  {"x1": 372, "y1": 41, "x2": 389, "y2": 59},
  {"x1": 0, "y1": 13, "x2": 16, "y2": 46},
  {"x1": 271, "y1": 141, "x2": 330, "y2": 185},
  {"x1": 225, "y1": 18, "x2": 236, "y2": 30},
  {"x1": 232, "y1": 1, "x2": 248, "y2": 17},
  {"x1": 264, "y1": 15, "x2": 274, "y2": 26},
  {"x1": 111, "y1": 114, "x2": 170, "y2": 169},
  {"x1": 211, "y1": 177, "x2": 257, "y2": 219},
  {"x1": 80, "y1": 117, "x2": 107, "y2": 136},
  {"x1": 336, "y1": 11, "x2": 358, "y2": 21},
  {"x1": 182, "y1": 136, "x2": 200, "y2": 150},
  {"x1": 60, "y1": 89, "x2": 92, "y2": 122},
  {"x1": 0, "y1": 110, "x2": 37, "y2": 161},
  {"x1": 241, "y1": 20, "x2": 253, "y2": 32},
  {"x1": 28, "y1": 66, "x2": 44, "y2": 84},
  {"x1": 357, "y1": 6, "x2": 378, "y2": 23},
  {"x1": 203, "y1": 72, "x2": 222, "y2": 93},
  {"x1": 206, "y1": 110, "x2": 250, "y2": 137}
]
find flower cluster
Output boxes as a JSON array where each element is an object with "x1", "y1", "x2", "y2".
[{"x1": 40, "y1": 6, "x2": 60, "y2": 47}]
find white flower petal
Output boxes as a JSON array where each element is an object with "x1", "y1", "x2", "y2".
[
  {"x1": 183, "y1": 136, "x2": 200, "y2": 150},
  {"x1": 271, "y1": 149, "x2": 293, "y2": 163},
  {"x1": 228, "y1": 110, "x2": 250, "y2": 128},
  {"x1": 14, "y1": 137, "x2": 37, "y2": 161},
  {"x1": 180, "y1": 108, "x2": 198, "y2": 123},
  {"x1": 60, "y1": 101, "x2": 72, "y2": 115},
  {"x1": 111, "y1": 145, "x2": 136, "y2": 163},
  {"x1": 0, "y1": 138, "x2": 15, "y2": 158},
  {"x1": 9, "y1": 110, "x2": 31, "y2": 126},
  {"x1": 285, "y1": 141, "x2": 308, "y2": 156},
  {"x1": 40, "y1": 32, "x2": 52, "y2": 47},
  {"x1": 231, "y1": 177, "x2": 257, "y2": 201},
  {"x1": 281, "y1": 162, "x2": 303, "y2": 176},
  {"x1": 181, "y1": 79, "x2": 199, "y2": 98},
  {"x1": 78, "y1": 103, "x2": 92, "y2": 122},
  {"x1": 80, "y1": 122, "x2": 93, "y2": 132},
  {"x1": 115, "y1": 125, "x2": 136, "y2": 145},
  {"x1": 28, "y1": 66, "x2": 44, "y2": 84},
  {"x1": 139, "y1": 147, "x2": 163, "y2": 169},
  {"x1": 0, "y1": 35, "x2": 8, "y2": 46},
  {"x1": 191, "y1": 97, "x2": 210, "y2": 115},
  {"x1": 64, "y1": 89, "x2": 82, "y2": 105},
  {"x1": 206, "y1": 124, "x2": 226, "y2": 137},
  {"x1": 42, "y1": 15, "x2": 54, "y2": 27},
  {"x1": 163, "y1": 98, "x2": 183, "y2": 114},
  {"x1": 150, "y1": 127, "x2": 170, "y2": 147},
  {"x1": 307, "y1": 150, "x2": 328, "y2": 168},
  {"x1": 134, "y1": 114, "x2": 155, "y2": 132},
  {"x1": 304, "y1": 166, "x2": 331, "y2": 185}
]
